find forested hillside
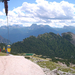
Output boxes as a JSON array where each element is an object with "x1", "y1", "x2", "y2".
[{"x1": 11, "y1": 32, "x2": 75, "y2": 59}]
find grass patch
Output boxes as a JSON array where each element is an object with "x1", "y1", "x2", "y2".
[
  {"x1": 37, "y1": 61, "x2": 75, "y2": 73},
  {"x1": 0, "y1": 52, "x2": 6, "y2": 56},
  {"x1": 37, "y1": 61, "x2": 60, "y2": 70},
  {"x1": 27, "y1": 55, "x2": 75, "y2": 74},
  {"x1": 71, "y1": 67, "x2": 75, "y2": 70},
  {"x1": 58, "y1": 67, "x2": 73, "y2": 73}
]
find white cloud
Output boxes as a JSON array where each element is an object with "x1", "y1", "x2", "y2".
[
  {"x1": 35, "y1": 1, "x2": 75, "y2": 20},
  {"x1": 0, "y1": 0, "x2": 75, "y2": 27},
  {"x1": 0, "y1": 11, "x2": 4, "y2": 16}
]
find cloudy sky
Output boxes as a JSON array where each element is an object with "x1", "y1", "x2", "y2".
[{"x1": 0, "y1": 0, "x2": 75, "y2": 28}]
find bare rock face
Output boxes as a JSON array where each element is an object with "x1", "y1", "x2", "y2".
[{"x1": 0, "y1": 56, "x2": 45, "y2": 75}]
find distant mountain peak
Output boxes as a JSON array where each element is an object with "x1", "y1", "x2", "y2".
[
  {"x1": 63, "y1": 26, "x2": 75, "y2": 29},
  {"x1": 31, "y1": 24, "x2": 37, "y2": 27}
]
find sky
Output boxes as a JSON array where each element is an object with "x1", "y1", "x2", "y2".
[{"x1": 0, "y1": 0, "x2": 75, "y2": 28}]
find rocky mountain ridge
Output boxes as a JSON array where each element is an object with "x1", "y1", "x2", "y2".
[{"x1": 62, "y1": 32, "x2": 75, "y2": 46}]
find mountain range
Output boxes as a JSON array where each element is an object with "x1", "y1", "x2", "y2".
[{"x1": 0, "y1": 24, "x2": 75, "y2": 43}]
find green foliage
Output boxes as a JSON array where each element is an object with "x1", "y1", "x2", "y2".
[{"x1": 11, "y1": 32, "x2": 75, "y2": 64}]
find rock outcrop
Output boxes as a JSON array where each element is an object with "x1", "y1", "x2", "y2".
[{"x1": 0, "y1": 56, "x2": 45, "y2": 75}]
